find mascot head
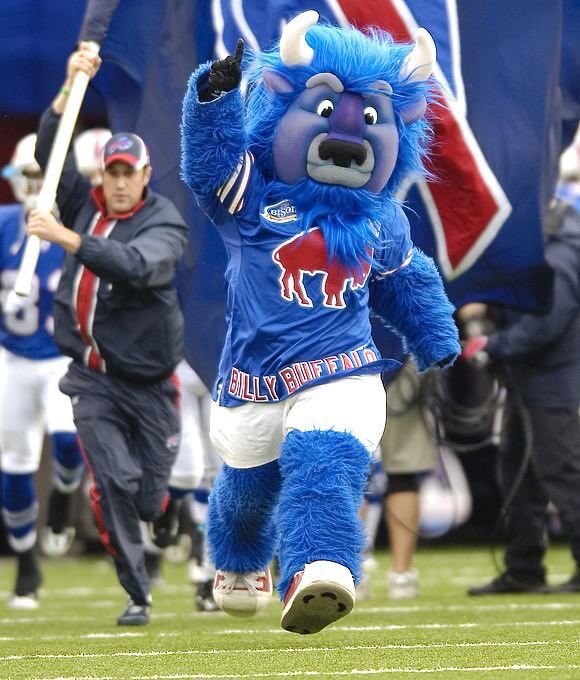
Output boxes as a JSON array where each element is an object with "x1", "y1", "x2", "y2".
[{"x1": 245, "y1": 11, "x2": 436, "y2": 270}]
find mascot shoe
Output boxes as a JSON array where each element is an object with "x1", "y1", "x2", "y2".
[
  {"x1": 213, "y1": 568, "x2": 272, "y2": 616},
  {"x1": 281, "y1": 560, "x2": 355, "y2": 634}
]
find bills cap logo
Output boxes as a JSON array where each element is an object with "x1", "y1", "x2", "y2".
[
  {"x1": 102, "y1": 132, "x2": 150, "y2": 170},
  {"x1": 107, "y1": 136, "x2": 133, "y2": 153}
]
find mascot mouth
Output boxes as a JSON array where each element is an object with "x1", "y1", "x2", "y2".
[{"x1": 306, "y1": 133, "x2": 374, "y2": 188}]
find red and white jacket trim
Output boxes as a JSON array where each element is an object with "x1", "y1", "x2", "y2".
[{"x1": 73, "y1": 211, "x2": 117, "y2": 373}]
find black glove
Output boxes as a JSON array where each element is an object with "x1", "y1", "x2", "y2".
[{"x1": 203, "y1": 39, "x2": 244, "y2": 101}]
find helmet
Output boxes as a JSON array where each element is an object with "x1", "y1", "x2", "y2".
[
  {"x1": 74, "y1": 128, "x2": 112, "y2": 185},
  {"x1": 1, "y1": 133, "x2": 43, "y2": 209}
]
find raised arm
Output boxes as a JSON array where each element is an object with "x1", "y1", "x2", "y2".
[{"x1": 180, "y1": 40, "x2": 248, "y2": 196}]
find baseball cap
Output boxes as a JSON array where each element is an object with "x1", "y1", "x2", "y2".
[{"x1": 102, "y1": 132, "x2": 150, "y2": 170}]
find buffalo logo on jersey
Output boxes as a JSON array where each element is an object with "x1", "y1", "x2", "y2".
[{"x1": 272, "y1": 228, "x2": 371, "y2": 309}]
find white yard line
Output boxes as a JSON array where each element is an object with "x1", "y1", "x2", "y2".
[
  {"x1": 1, "y1": 601, "x2": 577, "y2": 627},
  {"x1": 4, "y1": 638, "x2": 579, "y2": 663},
  {"x1": 218, "y1": 619, "x2": 580, "y2": 634},
  {"x1": 33, "y1": 664, "x2": 580, "y2": 679},
  {"x1": 359, "y1": 602, "x2": 580, "y2": 614},
  {"x1": 0, "y1": 632, "x2": 179, "y2": 642}
]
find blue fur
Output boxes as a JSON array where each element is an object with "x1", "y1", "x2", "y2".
[
  {"x1": 180, "y1": 24, "x2": 435, "y2": 275},
  {"x1": 180, "y1": 64, "x2": 248, "y2": 194},
  {"x1": 207, "y1": 461, "x2": 281, "y2": 572},
  {"x1": 277, "y1": 429, "x2": 369, "y2": 598},
  {"x1": 243, "y1": 25, "x2": 434, "y2": 274},
  {"x1": 246, "y1": 25, "x2": 433, "y2": 191},
  {"x1": 369, "y1": 248, "x2": 461, "y2": 370}
]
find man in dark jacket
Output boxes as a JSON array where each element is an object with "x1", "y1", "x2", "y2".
[
  {"x1": 27, "y1": 43, "x2": 189, "y2": 624},
  {"x1": 463, "y1": 197, "x2": 580, "y2": 595}
]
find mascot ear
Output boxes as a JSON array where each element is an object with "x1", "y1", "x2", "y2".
[
  {"x1": 262, "y1": 68, "x2": 294, "y2": 95},
  {"x1": 399, "y1": 97, "x2": 427, "y2": 124}
]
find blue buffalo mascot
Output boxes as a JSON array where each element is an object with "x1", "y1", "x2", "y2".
[{"x1": 181, "y1": 10, "x2": 460, "y2": 634}]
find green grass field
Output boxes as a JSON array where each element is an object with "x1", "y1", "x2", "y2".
[{"x1": 0, "y1": 545, "x2": 578, "y2": 679}]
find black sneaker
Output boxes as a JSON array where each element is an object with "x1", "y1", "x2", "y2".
[
  {"x1": 150, "y1": 498, "x2": 181, "y2": 548},
  {"x1": 548, "y1": 569, "x2": 580, "y2": 594},
  {"x1": 45, "y1": 488, "x2": 74, "y2": 533},
  {"x1": 117, "y1": 598, "x2": 151, "y2": 625},
  {"x1": 9, "y1": 548, "x2": 43, "y2": 610},
  {"x1": 40, "y1": 489, "x2": 76, "y2": 557},
  {"x1": 195, "y1": 579, "x2": 220, "y2": 612},
  {"x1": 468, "y1": 571, "x2": 547, "y2": 596}
]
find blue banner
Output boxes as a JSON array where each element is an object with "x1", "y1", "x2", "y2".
[{"x1": 2, "y1": 0, "x2": 578, "y2": 388}]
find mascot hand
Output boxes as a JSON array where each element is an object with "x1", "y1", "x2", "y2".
[
  {"x1": 436, "y1": 353, "x2": 457, "y2": 369},
  {"x1": 208, "y1": 39, "x2": 244, "y2": 96}
]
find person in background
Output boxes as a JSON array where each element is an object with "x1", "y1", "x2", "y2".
[
  {"x1": 0, "y1": 134, "x2": 84, "y2": 608},
  {"x1": 380, "y1": 360, "x2": 439, "y2": 600},
  {"x1": 465, "y1": 147, "x2": 580, "y2": 595},
  {"x1": 29, "y1": 42, "x2": 188, "y2": 625},
  {"x1": 73, "y1": 127, "x2": 112, "y2": 187}
]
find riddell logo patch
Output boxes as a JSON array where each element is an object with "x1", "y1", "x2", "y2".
[{"x1": 261, "y1": 200, "x2": 297, "y2": 223}]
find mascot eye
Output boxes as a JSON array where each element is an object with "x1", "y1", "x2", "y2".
[
  {"x1": 316, "y1": 99, "x2": 334, "y2": 118},
  {"x1": 364, "y1": 106, "x2": 378, "y2": 125}
]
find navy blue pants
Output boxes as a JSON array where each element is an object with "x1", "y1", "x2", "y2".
[
  {"x1": 501, "y1": 399, "x2": 580, "y2": 580},
  {"x1": 60, "y1": 363, "x2": 180, "y2": 605}
]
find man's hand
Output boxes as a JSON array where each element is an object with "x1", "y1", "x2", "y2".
[
  {"x1": 27, "y1": 210, "x2": 81, "y2": 254},
  {"x1": 53, "y1": 42, "x2": 101, "y2": 115},
  {"x1": 208, "y1": 39, "x2": 245, "y2": 96},
  {"x1": 66, "y1": 42, "x2": 102, "y2": 83},
  {"x1": 461, "y1": 335, "x2": 490, "y2": 367}
]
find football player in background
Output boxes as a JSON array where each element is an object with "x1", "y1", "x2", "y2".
[{"x1": 0, "y1": 134, "x2": 84, "y2": 608}]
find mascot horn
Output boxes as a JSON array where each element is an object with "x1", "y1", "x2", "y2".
[{"x1": 181, "y1": 11, "x2": 459, "y2": 635}]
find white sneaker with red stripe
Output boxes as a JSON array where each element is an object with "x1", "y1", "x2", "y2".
[
  {"x1": 213, "y1": 568, "x2": 272, "y2": 617},
  {"x1": 281, "y1": 560, "x2": 355, "y2": 635}
]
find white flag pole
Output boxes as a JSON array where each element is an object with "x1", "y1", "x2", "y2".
[{"x1": 13, "y1": 41, "x2": 100, "y2": 297}]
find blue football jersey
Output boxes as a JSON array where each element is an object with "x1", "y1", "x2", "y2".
[
  {"x1": 198, "y1": 153, "x2": 413, "y2": 406},
  {"x1": 0, "y1": 204, "x2": 64, "y2": 359}
]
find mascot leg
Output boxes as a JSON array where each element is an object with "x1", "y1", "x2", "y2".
[
  {"x1": 208, "y1": 460, "x2": 281, "y2": 617},
  {"x1": 277, "y1": 429, "x2": 369, "y2": 634}
]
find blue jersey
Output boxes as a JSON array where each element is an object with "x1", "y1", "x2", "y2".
[
  {"x1": 0, "y1": 204, "x2": 64, "y2": 360},
  {"x1": 199, "y1": 153, "x2": 412, "y2": 406}
]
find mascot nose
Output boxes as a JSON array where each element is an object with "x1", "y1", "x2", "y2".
[{"x1": 318, "y1": 139, "x2": 367, "y2": 168}]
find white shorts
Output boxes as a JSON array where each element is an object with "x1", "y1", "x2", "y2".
[
  {"x1": 0, "y1": 351, "x2": 75, "y2": 474},
  {"x1": 170, "y1": 360, "x2": 221, "y2": 489},
  {"x1": 210, "y1": 373, "x2": 386, "y2": 469}
]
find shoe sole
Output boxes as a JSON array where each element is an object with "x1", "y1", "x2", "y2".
[
  {"x1": 117, "y1": 616, "x2": 149, "y2": 626},
  {"x1": 8, "y1": 595, "x2": 39, "y2": 610},
  {"x1": 281, "y1": 580, "x2": 354, "y2": 635}
]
